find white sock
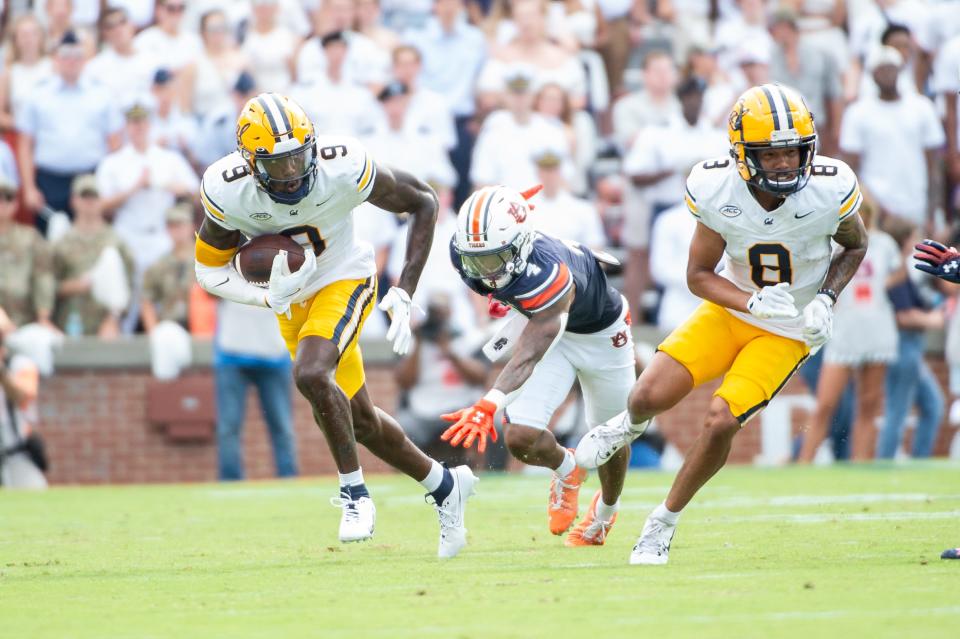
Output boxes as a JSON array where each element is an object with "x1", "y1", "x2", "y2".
[
  {"x1": 338, "y1": 468, "x2": 365, "y2": 487},
  {"x1": 419, "y1": 460, "x2": 444, "y2": 493},
  {"x1": 554, "y1": 449, "x2": 577, "y2": 478},
  {"x1": 651, "y1": 501, "x2": 681, "y2": 525},
  {"x1": 596, "y1": 498, "x2": 619, "y2": 522}
]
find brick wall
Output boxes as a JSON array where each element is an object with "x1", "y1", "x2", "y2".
[{"x1": 36, "y1": 361, "x2": 958, "y2": 485}]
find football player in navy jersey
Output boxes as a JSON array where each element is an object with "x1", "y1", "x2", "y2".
[{"x1": 443, "y1": 185, "x2": 642, "y2": 546}]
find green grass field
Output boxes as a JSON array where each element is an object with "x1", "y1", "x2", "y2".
[{"x1": 2, "y1": 463, "x2": 959, "y2": 639}]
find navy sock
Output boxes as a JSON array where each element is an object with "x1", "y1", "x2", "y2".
[
  {"x1": 341, "y1": 483, "x2": 370, "y2": 500},
  {"x1": 430, "y1": 467, "x2": 454, "y2": 504}
]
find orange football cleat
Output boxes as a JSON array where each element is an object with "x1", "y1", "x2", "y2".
[
  {"x1": 565, "y1": 490, "x2": 617, "y2": 547},
  {"x1": 548, "y1": 455, "x2": 587, "y2": 535}
]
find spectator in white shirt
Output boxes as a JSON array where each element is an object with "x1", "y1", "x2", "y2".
[
  {"x1": 17, "y1": 31, "x2": 123, "y2": 229},
  {"x1": 624, "y1": 76, "x2": 727, "y2": 220},
  {"x1": 193, "y1": 72, "x2": 258, "y2": 170},
  {"x1": 621, "y1": 76, "x2": 726, "y2": 320},
  {"x1": 857, "y1": 23, "x2": 922, "y2": 100},
  {"x1": 402, "y1": 0, "x2": 487, "y2": 206},
  {"x1": 356, "y1": 0, "x2": 402, "y2": 54},
  {"x1": 477, "y1": 0, "x2": 587, "y2": 109},
  {"x1": 363, "y1": 81, "x2": 456, "y2": 183},
  {"x1": 389, "y1": 44, "x2": 457, "y2": 151},
  {"x1": 470, "y1": 67, "x2": 570, "y2": 190},
  {"x1": 649, "y1": 201, "x2": 700, "y2": 333},
  {"x1": 526, "y1": 148, "x2": 606, "y2": 250},
  {"x1": 38, "y1": 0, "x2": 90, "y2": 54},
  {"x1": 84, "y1": 7, "x2": 158, "y2": 105},
  {"x1": 533, "y1": 81, "x2": 597, "y2": 195},
  {"x1": 0, "y1": 14, "x2": 55, "y2": 132},
  {"x1": 290, "y1": 32, "x2": 380, "y2": 139},
  {"x1": 932, "y1": 33, "x2": 960, "y2": 192},
  {"x1": 612, "y1": 49, "x2": 681, "y2": 151},
  {"x1": 296, "y1": 0, "x2": 390, "y2": 89},
  {"x1": 840, "y1": 45, "x2": 945, "y2": 231},
  {"x1": 133, "y1": 0, "x2": 203, "y2": 72},
  {"x1": 149, "y1": 68, "x2": 198, "y2": 163},
  {"x1": 179, "y1": 9, "x2": 249, "y2": 118},
  {"x1": 242, "y1": 0, "x2": 300, "y2": 94},
  {"x1": 96, "y1": 99, "x2": 199, "y2": 330}
]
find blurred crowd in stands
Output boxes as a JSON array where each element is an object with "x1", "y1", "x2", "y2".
[{"x1": 2, "y1": 0, "x2": 960, "y2": 477}]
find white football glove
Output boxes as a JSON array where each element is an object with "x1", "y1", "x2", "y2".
[
  {"x1": 378, "y1": 286, "x2": 414, "y2": 355},
  {"x1": 802, "y1": 293, "x2": 834, "y2": 347},
  {"x1": 747, "y1": 282, "x2": 800, "y2": 319},
  {"x1": 267, "y1": 249, "x2": 317, "y2": 320}
]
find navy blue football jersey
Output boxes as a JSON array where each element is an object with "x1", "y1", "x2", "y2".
[{"x1": 450, "y1": 233, "x2": 623, "y2": 334}]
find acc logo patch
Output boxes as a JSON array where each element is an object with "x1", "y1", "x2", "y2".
[
  {"x1": 249, "y1": 212, "x2": 272, "y2": 221},
  {"x1": 720, "y1": 205, "x2": 741, "y2": 218}
]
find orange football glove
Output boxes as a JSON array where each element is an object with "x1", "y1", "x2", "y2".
[{"x1": 440, "y1": 398, "x2": 499, "y2": 452}]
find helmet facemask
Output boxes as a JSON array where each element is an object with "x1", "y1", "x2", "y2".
[
  {"x1": 248, "y1": 136, "x2": 318, "y2": 205},
  {"x1": 457, "y1": 232, "x2": 531, "y2": 290},
  {"x1": 738, "y1": 132, "x2": 817, "y2": 195}
]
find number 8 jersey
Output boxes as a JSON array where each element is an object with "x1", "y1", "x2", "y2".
[
  {"x1": 685, "y1": 154, "x2": 862, "y2": 340},
  {"x1": 199, "y1": 135, "x2": 377, "y2": 297}
]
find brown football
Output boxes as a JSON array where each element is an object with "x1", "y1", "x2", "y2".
[{"x1": 234, "y1": 234, "x2": 305, "y2": 286}]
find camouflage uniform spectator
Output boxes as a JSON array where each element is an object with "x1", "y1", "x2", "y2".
[
  {"x1": 52, "y1": 175, "x2": 134, "y2": 338},
  {"x1": 0, "y1": 176, "x2": 55, "y2": 330},
  {"x1": 140, "y1": 203, "x2": 195, "y2": 332}
]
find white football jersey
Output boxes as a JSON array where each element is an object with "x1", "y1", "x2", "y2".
[
  {"x1": 685, "y1": 154, "x2": 862, "y2": 340},
  {"x1": 200, "y1": 136, "x2": 378, "y2": 297}
]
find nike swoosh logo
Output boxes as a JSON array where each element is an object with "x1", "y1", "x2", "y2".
[
  {"x1": 212, "y1": 278, "x2": 229, "y2": 288},
  {"x1": 795, "y1": 210, "x2": 815, "y2": 219},
  {"x1": 315, "y1": 195, "x2": 334, "y2": 208}
]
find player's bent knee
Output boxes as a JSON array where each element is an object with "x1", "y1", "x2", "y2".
[
  {"x1": 703, "y1": 402, "x2": 740, "y2": 441},
  {"x1": 503, "y1": 423, "x2": 544, "y2": 455},
  {"x1": 293, "y1": 359, "x2": 337, "y2": 398},
  {"x1": 628, "y1": 382, "x2": 666, "y2": 420}
]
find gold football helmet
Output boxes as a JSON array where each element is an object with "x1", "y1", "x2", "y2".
[
  {"x1": 236, "y1": 93, "x2": 316, "y2": 204},
  {"x1": 727, "y1": 84, "x2": 817, "y2": 194}
]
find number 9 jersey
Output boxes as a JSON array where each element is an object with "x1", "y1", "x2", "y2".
[
  {"x1": 199, "y1": 135, "x2": 378, "y2": 298},
  {"x1": 684, "y1": 154, "x2": 861, "y2": 341}
]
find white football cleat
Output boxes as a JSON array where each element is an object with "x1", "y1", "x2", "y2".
[
  {"x1": 629, "y1": 514, "x2": 676, "y2": 565},
  {"x1": 575, "y1": 413, "x2": 650, "y2": 470},
  {"x1": 331, "y1": 494, "x2": 376, "y2": 543},
  {"x1": 432, "y1": 465, "x2": 478, "y2": 559}
]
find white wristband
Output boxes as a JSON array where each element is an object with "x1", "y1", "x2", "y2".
[{"x1": 483, "y1": 389, "x2": 506, "y2": 411}]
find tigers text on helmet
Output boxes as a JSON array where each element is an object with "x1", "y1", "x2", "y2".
[
  {"x1": 236, "y1": 92, "x2": 317, "y2": 205},
  {"x1": 454, "y1": 185, "x2": 536, "y2": 290},
  {"x1": 728, "y1": 83, "x2": 817, "y2": 195}
]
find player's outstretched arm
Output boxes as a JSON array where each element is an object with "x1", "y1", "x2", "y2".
[
  {"x1": 194, "y1": 217, "x2": 269, "y2": 307},
  {"x1": 367, "y1": 163, "x2": 439, "y2": 297},
  {"x1": 686, "y1": 221, "x2": 752, "y2": 313},
  {"x1": 823, "y1": 213, "x2": 868, "y2": 295},
  {"x1": 368, "y1": 163, "x2": 439, "y2": 355},
  {"x1": 491, "y1": 287, "x2": 573, "y2": 401},
  {"x1": 441, "y1": 287, "x2": 573, "y2": 452}
]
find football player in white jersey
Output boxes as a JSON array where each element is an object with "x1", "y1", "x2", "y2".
[
  {"x1": 576, "y1": 84, "x2": 869, "y2": 564},
  {"x1": 193, "y1": 92, "x2": 477, "y2": 558}
]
